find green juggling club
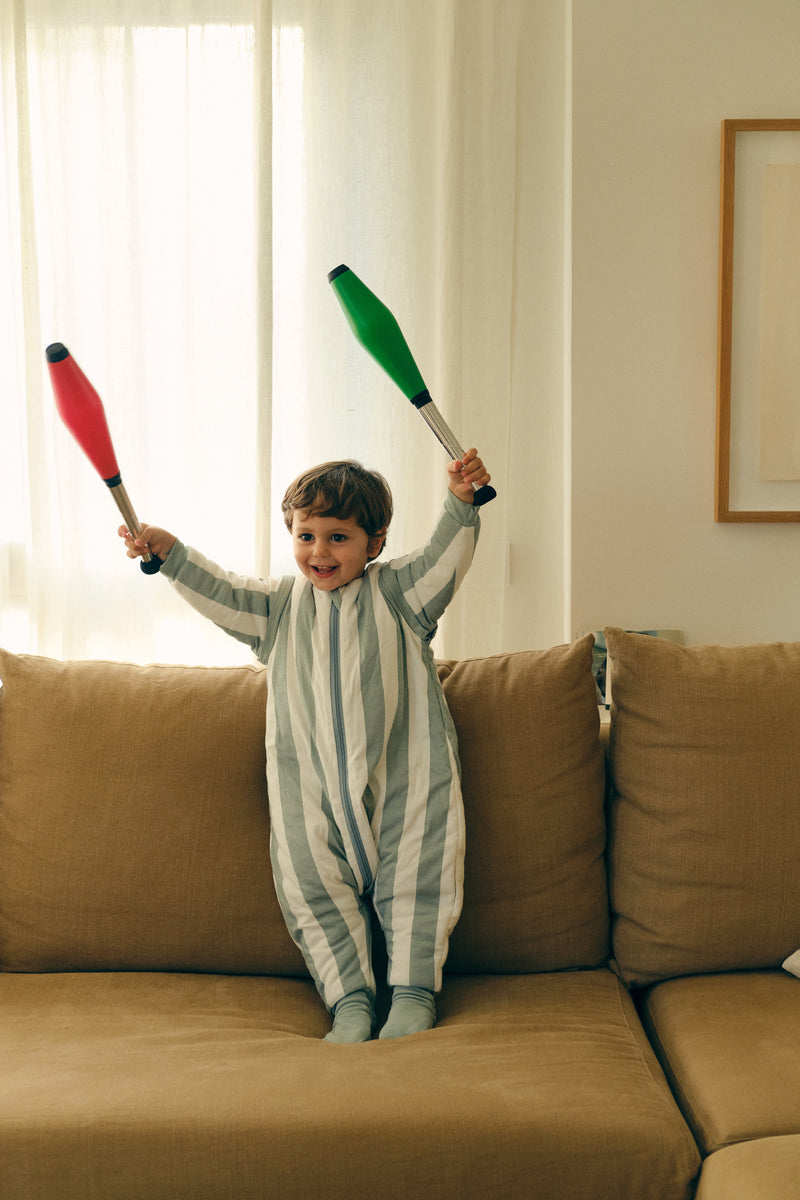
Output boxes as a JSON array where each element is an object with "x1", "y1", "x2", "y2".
[{"x1": 328, "y1": 265, "x2": 497, "y2": 506}]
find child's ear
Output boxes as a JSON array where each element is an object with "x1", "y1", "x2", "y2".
[{"x1": 367, "y1": 529, "x2": 387, "y2": 560}]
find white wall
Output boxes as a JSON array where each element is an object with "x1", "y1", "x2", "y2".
[{"x1": 569, "y1": 0, "x2": 800, "y2": 646}]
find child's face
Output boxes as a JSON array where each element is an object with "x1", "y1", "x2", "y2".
[{"x1": 291, "y1": 510, "x2": 385, "y2": 591}]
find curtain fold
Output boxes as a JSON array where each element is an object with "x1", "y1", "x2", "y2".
[{"x1": 2, "y1": 0, "x2": 530, "y2": 664}]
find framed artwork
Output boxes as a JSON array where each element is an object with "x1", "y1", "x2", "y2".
[{"x1": 716, "y1": 118, "x2": 800, "y2": 521}]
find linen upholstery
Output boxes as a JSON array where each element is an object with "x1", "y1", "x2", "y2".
[
  {"x1": 641, "y1": 971, "x2": 800, "y2": 1155},
  {"x1": 0, "y1": 651, "x2": 304, "y2": 974},
  {"x1": 0, "y1": 640, "x2": 608, "y2": 976},
  {"x1": 695, "y1": 1136, "x2": 800, "y2": 1200},
  {"x1": 0, "y1": 968, "x2": 700, "y2": 1200},
  {"x1": 439, "y1": 635, "x2": 609, "y2": 972},
  {"x1": 604, "y1": 628, "x2": 800, "y2": 986}
]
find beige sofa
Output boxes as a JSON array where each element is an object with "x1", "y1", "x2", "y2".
[{"x1": 0, "y1": 627, "x2": 798, "y2": 1199}]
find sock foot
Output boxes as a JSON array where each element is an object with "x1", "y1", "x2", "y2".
[
  {"x1": 379, "y1": 986, "x2": 436, "y2": 1040},
  {"x1": 324, "y1": 990, "x2": 375, "y2": 1044}
]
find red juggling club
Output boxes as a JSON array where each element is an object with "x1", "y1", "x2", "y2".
[{"x1": 45, "y1": 343, "x2": 162, "y2": 573}]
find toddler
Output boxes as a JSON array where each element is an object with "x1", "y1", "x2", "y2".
[{"x1": 120, "y1": 448, "x2": 490, "y2": 1042}]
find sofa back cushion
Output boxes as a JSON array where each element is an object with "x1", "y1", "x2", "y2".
[
  {"x1": 605, "y1": 627, "x2": 800, "y2": 987},
  {"x1": 0, "y1": 638, "x2": 608, "y2": 976},
  {"x1": 441, "y1": 637, "x2": 609, "y2": 974},
  {"x1": 0, "y1": 650, "x2": 305, "y2": 975}
]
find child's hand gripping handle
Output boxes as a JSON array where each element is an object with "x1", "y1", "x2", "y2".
[
  {"x1": 111, "y1": 486, "x2": 164, "y2": 574},
  {"x1": 412, "y1": 399, "x2": 497, "y2": 506}
]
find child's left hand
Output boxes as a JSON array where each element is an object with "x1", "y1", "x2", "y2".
[{"x1": 448, "y1": 448, "x2": 491, "y2": 504}]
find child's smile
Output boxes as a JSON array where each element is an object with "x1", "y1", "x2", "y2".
[{"x1": 291, "y1": 511, "x2": 384, "y2": 591}]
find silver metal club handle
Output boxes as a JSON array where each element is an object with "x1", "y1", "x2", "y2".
[
  {"x1": 107, "y1": 480, "x2": 162, "y2": 573},
  {"x1": 417, "y1": 402, "x2": 497, "y2": 506}
]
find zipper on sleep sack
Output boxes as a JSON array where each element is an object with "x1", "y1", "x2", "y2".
[{"x1": 329, "y1": 603, "x2": 374, "y2": 893}]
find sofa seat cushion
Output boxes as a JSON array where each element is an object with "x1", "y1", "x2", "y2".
[
  {"x1": 0, "y1": 968, "x2": 700, "y2": 1200},
  {"x1": 641, "y1": 971, "x2": 800, "y2": 1155},
  {"x1": 604, "y1": 628, "x2": 800, "y2": 987},
  {"x1": 695, "y1": 1136, "x2": 800, "y2": 1199}
]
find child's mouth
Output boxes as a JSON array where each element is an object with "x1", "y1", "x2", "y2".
[{"x1": 312, "y1": 565, "x2": 337, "y2": 578}]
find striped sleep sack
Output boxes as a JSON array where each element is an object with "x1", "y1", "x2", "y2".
[{"x1": 162, "y1": 490, "x2": 480, "y2": 1009}]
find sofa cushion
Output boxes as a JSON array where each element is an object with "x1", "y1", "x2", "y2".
[
  {"x1": 641, "y1": 970, "x2": 800, "y2": 1155},
  {"x1": 0, "y1": 649, "x2": 305, "y2": 974},
  {"x1": 439, "y1": 636, "x2": 609, "y2": 973},
  {"x1": 696, "y1": 1135, "x2": 800, "y2": 1200},
  {"x1": 0, "y1": 967, "x2": 700, "y2": 1200},
  {"x1": 604, "y1": 628, "x2": 800, "y2": 986}
]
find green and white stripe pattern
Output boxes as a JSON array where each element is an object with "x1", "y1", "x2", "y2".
[{"x1": 163, "y1": 491, "x2": 479, "y2": 1009}]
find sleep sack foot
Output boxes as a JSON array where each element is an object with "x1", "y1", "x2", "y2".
[
  {"x1": 379, "y1": 986, "x2": 436, "y2": 1039},
  {"x1": 324, "y1": 990, "x2": 375, "y2": 1043}
]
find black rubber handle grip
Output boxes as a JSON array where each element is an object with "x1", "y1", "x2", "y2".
[{"x1": 472, "y1": 484, "x2": 497, "y2": 507}]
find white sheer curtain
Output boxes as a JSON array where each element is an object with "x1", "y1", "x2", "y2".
[
  {"x1": 1, "y1": 0, "x2": 266, "y2": 664},
  {"x1": 270, "y1": 0, "x2": 522, "y2": 659},
  {"x1": 2, "y1": 0, "x2": 527, "y2": 665}
]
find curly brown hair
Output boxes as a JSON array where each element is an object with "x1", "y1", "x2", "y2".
[{"x1": 281, "y1": 461, "x2": 393, "y2": 548}]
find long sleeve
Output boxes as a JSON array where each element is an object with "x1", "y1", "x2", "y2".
[
  {"x1": 161, "y1": 540, "x2": 291, "y2": 660},
  {"x1": 378, "y1": 491, "x2": 480, "y2": 641}
]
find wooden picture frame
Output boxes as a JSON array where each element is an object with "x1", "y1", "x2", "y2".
[{"x1": 716, "y1": 118, "x2": 800, "y2": 522}]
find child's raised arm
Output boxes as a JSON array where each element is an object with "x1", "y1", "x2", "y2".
[{"x1": 447, "y1": 448, "x2": 491, "y2": 505}]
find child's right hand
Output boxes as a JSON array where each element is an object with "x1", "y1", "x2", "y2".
[{"x1": 118, "y1": 524, "x2": 177, "y2": 563}]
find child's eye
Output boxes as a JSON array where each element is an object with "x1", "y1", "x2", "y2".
[
  {"x1": 298, "y1": 533, "x2": 313, "y2": 542},
  {"x1": 330, "y1": 534, "x2": 347, "y2": 543}
]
